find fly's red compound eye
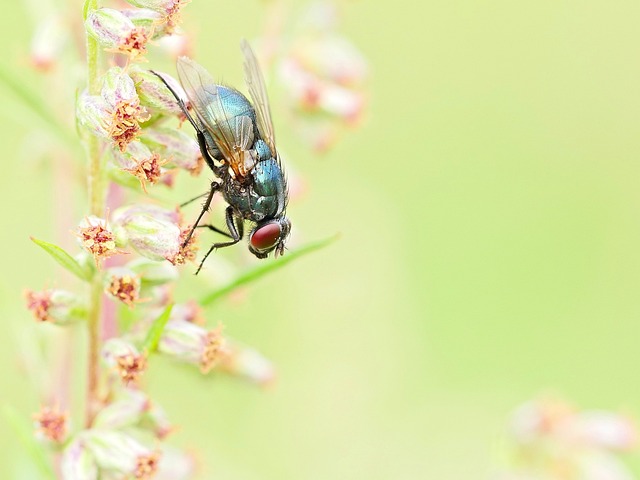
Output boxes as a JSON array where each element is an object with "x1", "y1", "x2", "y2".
[{"x1": 250, "y1": 222, "x2": 282, "y2": 252}]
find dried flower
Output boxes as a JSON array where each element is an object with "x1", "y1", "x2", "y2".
[
  {"x1": 83, "y1": 429, "x2": 160, "y2": 479},
  {"x1": 25, "y1": 289, "x2": 87, "y2": 325},
  {"x1": 33, "y1": 405, "x2": 67, "y2": 443},
  {"x1": 85, "y1": 8, "x2": 150, "y2": 59},
  {"x1": 77, "y1": 216, "x2": 120, "y2": 264},
  {"x1": 159, "y1": 320, "x2": 226, "y2": 373},
  {"x1": 167, "y1": 225, "x2": 198, "y2": 265},
  {"x1": 105, "y1": 267, "x2": 143, "y2": 307},
  {"x1": 61, "y1": 437, "x2": 98, "y2": 480},
  {"x1": 102, "y1": 338, "x2": 147, "y2": 385}
]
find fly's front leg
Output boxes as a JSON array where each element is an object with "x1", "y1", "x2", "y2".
[
  {"x1": 180, "y1": 192, "x2": 209, "y2": 208},
  {"x1": 150, "y1": 70, "x2": 217, "y2": 170},
  {"x1": 182, "y1": 181, "x2": 220, "y2": 248},
  {"x1": 195, "y1": 207, "x2": 243, "y2": 275}
]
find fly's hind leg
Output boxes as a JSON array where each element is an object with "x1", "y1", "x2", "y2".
[{"x1": 195, "y1": 207, "x2": 244, "y2": 275}]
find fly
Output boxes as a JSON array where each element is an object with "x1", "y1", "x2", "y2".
[{"x1": 153, "y1": 40, "x2": 291, "y2": 274}]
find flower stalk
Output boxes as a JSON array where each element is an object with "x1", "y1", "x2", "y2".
[{"x1": 85, "y1": 0, "x2": 107, "y2": 427}]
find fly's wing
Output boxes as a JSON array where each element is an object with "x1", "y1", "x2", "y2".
[
  {"x1": 176, "y1": 56, "x2": 254, "y2": 178},
  {"x1": 241, "y1": 40, "x2": 277, "y2": 157}
]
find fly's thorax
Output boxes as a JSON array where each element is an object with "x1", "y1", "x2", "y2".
[{"x1": 204, "y1": 86, "x2": 256, "y2": 124}]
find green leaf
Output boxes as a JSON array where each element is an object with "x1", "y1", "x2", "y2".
[
  {"x1": 142, "y1": 303, "x2": 173, "y2": 353},
  {"x1": 2, "y1": 405, "x2": 57, "y2": 479},
  {"x1": 200, "y1": 234, "x2": 339, "y2": 306},
  {"x1": 31, "y1": 237, "x2": 92, "y2": 282},
  {"x1": 0, "y1": 64, "x2": 78, "y2": 151}
]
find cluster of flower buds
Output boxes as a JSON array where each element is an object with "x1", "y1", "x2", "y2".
[
  {"x1": 499, "y1": 397, "x2": 638, "y2": 480},
  {"x1": 76, "y1": 0, "x2": 201, "y2": 192},
  {"x1": 24, "y1": 0, "x2": 298, "y2": 477},
  {"x1": 275, "y1": 2, "x2": 368, "y2": 152}
]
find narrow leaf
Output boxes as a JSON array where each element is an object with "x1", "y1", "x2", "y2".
[
  {"x1": 143, "y1": 303, "x2": 173, "y2": 353},
  {"x1": 31, "y1": 237, "x2": 92, "y2": 281},
  {"x1": 0, "y1": 64, "x2": 78, "y2": 150},
  {"x1": 201, "y1": 234, "x2": 339, "y2": 306},
  {"x1": 2, "y1": 405, "x2": 57, "y2": 479}
]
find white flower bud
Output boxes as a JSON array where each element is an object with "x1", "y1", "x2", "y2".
[
  {"x1": 82, "y1": 430, "x2": 160, "y2": 478},
  {"x1": 61, "y1": 437, "x2": 98, "y2": 480}
]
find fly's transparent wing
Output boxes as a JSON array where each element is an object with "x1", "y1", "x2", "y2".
[
  {"x1": 241, "y1": 40, "x2": 277, "y2": 156},
  {"x1": 176, "y1": 56, "x2": 254, "y2": 178}
]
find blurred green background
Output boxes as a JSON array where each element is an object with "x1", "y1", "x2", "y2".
[{"x1": 2, "y1": 0, "x2": 640, "y2": 478}]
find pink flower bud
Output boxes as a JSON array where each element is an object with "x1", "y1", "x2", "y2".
[
  {"x1": 158, "y1": 320, "x2": 226, "y2": 373},
  {"x1": 112, "y1": 204, "x2": 182, "y2": 262},
  {"x1": 573, "y1": 411, "x2": 638, "y2": 451},
  {"x1": 76, "y1": 92, "x2": 111, "y2": 138},
  {"x1": 30, "y1": 15, "x2": 66, "y2": 71},
  {"x1": 155, "y1": 447, "x2": 196, "y2": 480},
  {"x1": 82, "y1": 430, "x2": 160, "y2": 479},
  {"x1": 141, "y1": 127, "x2": 202, "y2": 174},
  {"x1": 140, "y1": 402, "x2": 174, "y2": 439},
  {"x1": 154, "y1": 33, "x2": 192, "y2": 58},
  {"x1": 121, "y1": 8, "x2": 167, "y2": 39},
  {"x1": 129, "y1": 68, "x2": 185, "y2": 116},
  {"x1": 93, "y1": 389, "x2": 150, "y2": 430},
  {"x1": 124, "y1": 0, "x2": 189, "y2": 34},
  {"x1": 112, "y1": 140, "x2": 168, "y2": 192},
  {"x1": 25, "y1": 289, "x2": 87, "y2": 325},
  {"x1": 85, "y1": 8, "x2": 149, "y2": 59},
  {"x1": 220, "y1": 340, "x2": 275, "y2": 387},
  {"x1": 61, "y1": 437, "x2": 98, "y2": 480}
]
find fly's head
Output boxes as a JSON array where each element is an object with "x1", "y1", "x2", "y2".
[{"x1": 248, "y1": 216, "x2": 291, "y2": 259}]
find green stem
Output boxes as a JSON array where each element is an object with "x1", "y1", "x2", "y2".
[{"x1": 84, "y1": 0, "x2": 105, "y2": 428}]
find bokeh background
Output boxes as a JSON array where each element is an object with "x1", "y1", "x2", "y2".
[{"x1": 2, "y1": 0, "x2": 640, "y2": 478}]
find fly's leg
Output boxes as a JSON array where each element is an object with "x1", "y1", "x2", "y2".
[
  {"x1": 180, "y1": 192, "x2": 209, "y2": 208},
  {"x1": 195, "y1": 206, "x2": 244, "y2": 275},
  {"x1": 182, "y1": 181, "x2": 221, "y2": 248},
  {"x1": 150, "y1": 70, "x2": 217, "y2": 171},
  {"x1": 196, "y1": 224, "x2": 233, "y2": 238}
]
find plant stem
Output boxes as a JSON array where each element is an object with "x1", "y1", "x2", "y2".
[{"x1": 84, "y1": 0, "x2": 105, "y2": 427}]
